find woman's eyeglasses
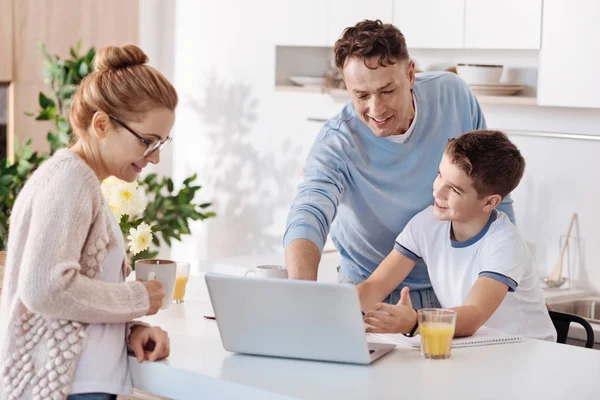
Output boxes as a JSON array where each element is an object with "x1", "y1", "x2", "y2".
[{"x1": 109, "y1": 115, "x2": 172, "y2": 157}]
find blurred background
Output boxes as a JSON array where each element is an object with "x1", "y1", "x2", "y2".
[{"x1": 1, "y1": 0, "x2": 599, "y2": 293}]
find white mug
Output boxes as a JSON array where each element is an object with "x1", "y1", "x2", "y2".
[
  {"x1": 135, "y1": 259, "x2": 177, "y2": 309},
  {"x1": 244, "y1": 264, "x2": 288, "y2": 279}
]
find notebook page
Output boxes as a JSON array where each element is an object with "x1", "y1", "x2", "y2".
[{"x1": 370, "y1": 326, "x2": 522, "y2": 349}]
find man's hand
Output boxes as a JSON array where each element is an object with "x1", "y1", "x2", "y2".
[
  {"x1": 364, "y1": 287, "x2": 417, "y2": 334},
  {"x1": 129, "y1": 325, "x2": 170, "y2": 363}
]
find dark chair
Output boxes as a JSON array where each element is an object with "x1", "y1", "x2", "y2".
[{"x1": 549, "y1": 310, "x2": 595, "y2": 348}]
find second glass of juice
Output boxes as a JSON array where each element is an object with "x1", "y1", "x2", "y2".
[
  {"x1": 417, "y1": 308, "x2": 456, "y2": 359},
  {"x1": 172, "y1": 262, "x2": 190, "y2": 304}
]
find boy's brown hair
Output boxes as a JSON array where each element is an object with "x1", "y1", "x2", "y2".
[
  {"x1": 445, "y1": 130, "x2": 525, "y2": 198},
  {"x1": 334, "y1": 19, "x2": 409, "y2": 69}
]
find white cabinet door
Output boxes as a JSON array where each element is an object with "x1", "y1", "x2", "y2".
[
  {"x1": 327, "y1": 0, "x2": 394, "y2": 45},
  {"x1": 464, "y1": 0, "x2": 542, "y2": 49},
  {"x1": 538, "y1": 0, "x2": 600, "y2": 108},
  {"x1": 393, "y1": 0, "x2": 464, "y2": 49},
  {"x1": 273, "y1": 0, "x2": 329, "y2": 46}
]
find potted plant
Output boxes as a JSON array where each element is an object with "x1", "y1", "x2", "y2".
[{"x1": 0, "y1": 42, "x2": 215, "y2": 264}]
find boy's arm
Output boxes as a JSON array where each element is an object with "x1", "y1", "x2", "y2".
[
  {"x1": 357, "y1": 249, "x2": 416, "y2": 312},
  {"x1": 451, "y1": 276, "x2": 509, "y2": 337}
]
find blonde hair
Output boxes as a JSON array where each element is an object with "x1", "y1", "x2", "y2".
[{"x1": 69, "y1": 44, "x2": 178, "y2": 137}]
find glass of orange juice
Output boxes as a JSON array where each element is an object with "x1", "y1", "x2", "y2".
[
  {"x1": 417, "y1": 308, "x2": 456, "y2": 359},
  {"x1": 172, "y1": 262, "x2": 190, "y2": 304}
]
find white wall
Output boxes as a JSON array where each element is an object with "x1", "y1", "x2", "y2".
[
  {"x1": 484, "y1": 105, "x2": 600, "y2": 292},
  {"x1": 170, "y1": 0, "x2": 317, "y2": 273},
  {"x1": 138, "y1": 0, "x2": 177, "y2": 259},
  {"x1": 167, "y1": 1, "x2": 600, "y2": 291}
]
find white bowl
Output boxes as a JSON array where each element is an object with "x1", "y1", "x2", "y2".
[{"x1": 456, "y1": 64, "x2": 503, "y2": 85}]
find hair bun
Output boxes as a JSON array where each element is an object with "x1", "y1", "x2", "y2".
[{"x1": 94, "y1": 44, "x2": 149, "y2": 73}]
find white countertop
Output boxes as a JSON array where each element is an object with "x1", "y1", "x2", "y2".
[{"x1": 129, "y1": 271, "x2": 600, "y2": 400}]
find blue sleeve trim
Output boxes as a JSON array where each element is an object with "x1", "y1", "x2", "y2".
[
  {"x1": 283, "y1": 225, "x2": 325, "y2": 253},
  {"x1": 479, "y1": 271, "x2": 518, "y2": 292},
  {"x1": 394, "y1": 242, "x2": 421, "y2": 262}
]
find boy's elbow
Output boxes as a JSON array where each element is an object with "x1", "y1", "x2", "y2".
[{"x1": 456, "y1": 326, "x2": 479, "y2": 338}]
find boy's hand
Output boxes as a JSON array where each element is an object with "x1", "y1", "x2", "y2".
[{"x1": 364, "y1": 287, "x2": 418, "y2": 334}]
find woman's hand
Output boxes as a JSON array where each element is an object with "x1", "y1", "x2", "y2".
[
  {"x1": 129, "y1": 325, "x2": 171, "y2": 363},
  {"x1": 143, "y1": 280, "x2": 165, "y2": 315},
  {"x1": 364, "y1": 287, "x2": 417, "y2": 334}
]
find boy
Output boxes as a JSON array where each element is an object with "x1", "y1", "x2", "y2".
[{"x1": 358, "y1": 130, "x2": 556, "y2": 341}]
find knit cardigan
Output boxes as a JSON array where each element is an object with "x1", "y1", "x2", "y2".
[{"x1": 0, "y1": 149, "x2": 150, "y2": 399}]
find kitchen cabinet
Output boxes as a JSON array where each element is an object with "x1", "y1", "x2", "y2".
[
  {"x1": 273, "y1": 0, "x2": 329, "y2": 47},
  {"x1": 0, "y1": 0, "x2": 12, "y2": 82},
  {"x1": 538, "y1": 0, "x2": 600, "y2": 108},
  {"x1": 464, "y1": 0, "x2": 542, "y2": 49},
  {"x1": 7, "y1": 0, "x2": 140, "y2": 159},
  {"x1": 393, "y1": 0, "x2": 464, "y2": 49},
  {"x1": 327, "y1": 0, "x2": 394, "y2": 45}
]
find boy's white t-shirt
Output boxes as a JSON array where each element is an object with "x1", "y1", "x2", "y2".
[{"x1": 395, "y1": 206, "x2": 556, "y2": 341}]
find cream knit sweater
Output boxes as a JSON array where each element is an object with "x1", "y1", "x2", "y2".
[{"x1": 0, "y1": 149, "x2": 150, "y2": 399}]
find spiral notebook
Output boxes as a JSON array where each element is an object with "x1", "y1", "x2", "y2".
[{"x1": 371, "y1": 326, "x2": 522, "y2": 349}]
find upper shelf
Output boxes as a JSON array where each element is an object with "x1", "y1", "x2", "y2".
[{"x1": 275, "y1": 85, "x2": 537, "y2": 107}]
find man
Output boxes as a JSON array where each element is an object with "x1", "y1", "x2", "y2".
[{"x1": 283, "y1": 20, "x2": 515, "y2": 309}]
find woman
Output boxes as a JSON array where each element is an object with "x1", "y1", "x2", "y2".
[{"x1": 0, "y1": 45, "x2": 177, "y2": 400}]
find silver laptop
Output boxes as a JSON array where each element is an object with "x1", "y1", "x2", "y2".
[{"x1": 204, "y1": 273, "x2": 395, "y2": 365}]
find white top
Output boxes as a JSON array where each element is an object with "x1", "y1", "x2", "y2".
[
  {"x1": 396, "y1": 207, "x2": 556, "y2": 341},
  {"x1": 126, "y1": 274, "x2": 600, "y2": 400},
  {"x1": 384, "y1": 92, "x2": 417, "y2": 143},
  {"x1": 71, "y1": 202, "x2": 132, "y2": 395}
]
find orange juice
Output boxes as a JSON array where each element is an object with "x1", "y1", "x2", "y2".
[
  {"x1": 173, "y1": 275, "x2": 189, "y2": 302},
  {"x1": 419, "y1": 321, "x2": 455, "y2": 359}
]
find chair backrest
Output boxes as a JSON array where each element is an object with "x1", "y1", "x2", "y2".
[{"x1": 549, "y1": 310, "x2": 595, "y2": 348}]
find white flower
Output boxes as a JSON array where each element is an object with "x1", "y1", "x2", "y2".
[
  {"x1": 108, "y1": 181, "x2": 146, "y2": 220},
  {"x1": 127, "y1": 222, "x2": 153, "y2": 255},
  {"x1": 100, "y1": 176, "x2": 122, "y2": 203}
]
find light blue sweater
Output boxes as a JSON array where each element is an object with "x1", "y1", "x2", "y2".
[{"x1": 284, "y1": 72, "x2": 515, "y2": 290}]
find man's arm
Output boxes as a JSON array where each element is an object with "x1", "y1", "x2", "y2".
[
  {"x1": 284, "y1": 132, "x2": 348, "y2": 280},
  {"x1": 496, "y1": 195, "x2": 516, "y2": 223},
  {"x1": 450, "y1": 276, "x2": 509, "y2": 337},
  {"x1": 285, "y1": 239, "x2": 321, "y2": 280},
  {"x1": 357, "y1": 250, "x2": 416, "y2": 312}
]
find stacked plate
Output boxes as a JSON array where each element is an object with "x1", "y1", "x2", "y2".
[
  {"x1": 469, "y1": 83, "x2": 525, "y2": 96},
  {"x1": 289, "y1": 76, "x2": 327, "y2": 88}
]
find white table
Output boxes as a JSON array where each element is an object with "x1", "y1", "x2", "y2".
[{"x1": 129, "y1": 274, "x2": 600, "y2": 400}]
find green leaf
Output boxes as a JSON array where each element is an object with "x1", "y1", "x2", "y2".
[
  {"x1": 0, "y1": 175, "x2": 14, "y2": 186},
  {"x1": 19, "y1": 145, "x2": 32, "y2": 161},
  {"x1": 167, "y1": 179, "x2": 174, "y2": 193},
  {"x1": 78, "y1": 62, "x2": 88, "y2": 76},
  {"x1": 58, "y1": 130, "x2": 70, "y2": 144},
  {"x1": 183, "y1": 174, "x2": 197, "y2": 186},
  {"x1": 35, "y1": 109, "x2": 54, "y2": 121},
  {"x1": 57, "y1": 119, "x2": 69, "y2": 133},
  {"x1": 86, "y1": 47, "x2": 96, "y2": 62},
  {"x1": 39, "y1": 92, "x2": 55, "y2": 109},
  {"x1": 58, "y1": 84, "x2": 76, "y2": 98}
]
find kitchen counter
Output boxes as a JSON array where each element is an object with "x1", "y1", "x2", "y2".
[{"x1": 129, "y1": 270, "x2": 600, "y2": 399}]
